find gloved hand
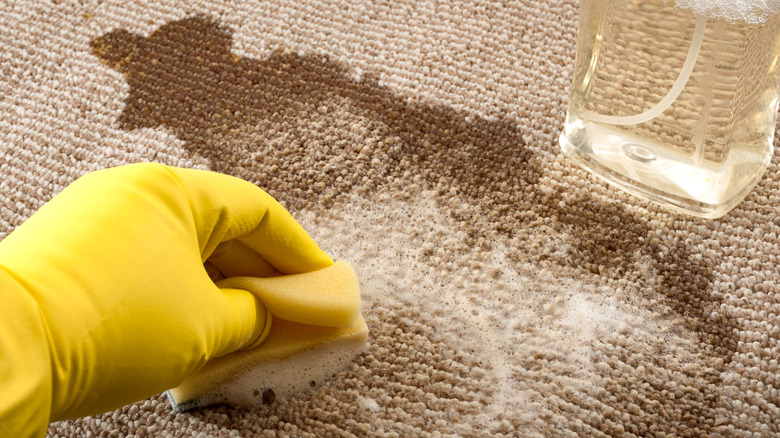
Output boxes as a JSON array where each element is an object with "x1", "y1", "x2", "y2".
[{"x1": 0, "y1": 163, "x2": 333, "y2": 437}]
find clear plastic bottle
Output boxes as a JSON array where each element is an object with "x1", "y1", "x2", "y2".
[{"x1": 560, "y1": 0, "x2": 780, "y2": 218}]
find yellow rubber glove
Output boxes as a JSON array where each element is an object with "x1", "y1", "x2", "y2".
[{"x1": 0, "y1": 163, "x2": 333, "y2": 437}]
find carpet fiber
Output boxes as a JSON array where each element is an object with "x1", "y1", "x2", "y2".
[{"x1": 1, "y1": 0, "x2": 778, "y2": 436}]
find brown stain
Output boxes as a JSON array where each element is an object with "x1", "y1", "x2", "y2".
[
  {"x1": 89, "y1": 16, "x2": 539, "y2": 211},
  {"x1": 90, "y1": 16, "x2": 739, "y2": 435}
]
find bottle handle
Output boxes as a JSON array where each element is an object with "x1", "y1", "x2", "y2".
[{"x1": 584, "y1": 16, "x2": 708, "y2": 126}]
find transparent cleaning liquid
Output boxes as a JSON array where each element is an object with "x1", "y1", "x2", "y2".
[{"x1": 560, "y1": 0, "x2": 780, "y2": 218}]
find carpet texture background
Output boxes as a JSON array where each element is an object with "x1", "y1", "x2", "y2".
[{"x1": 1, "y1": 0, "x2": 778, "y2": 436}]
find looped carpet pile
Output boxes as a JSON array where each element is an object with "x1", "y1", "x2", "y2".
[{"x1": 1, "y1": 0, "x2": 778, "y2": 436}]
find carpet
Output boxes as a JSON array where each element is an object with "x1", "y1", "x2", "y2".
[{"x1": 1, "y1": 0, "x2": 778, "y2": 436}]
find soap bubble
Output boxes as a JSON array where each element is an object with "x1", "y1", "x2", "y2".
[{"x1": 674, "y1": 0, "x2": 780, "y2": 23}]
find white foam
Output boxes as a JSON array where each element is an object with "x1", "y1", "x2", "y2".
[
  {"x1": 169, "y1": 325, "x2": 368, "y2": 411},
  {"x1": 296, "y1": 190, "x2": 664, "y2": 424},
  {"x1": 674, "y1": 0, "x2": 780, "y2": 23},
  {"x1": 356, "y1": 396, "x2": 381, "y2": 412}
]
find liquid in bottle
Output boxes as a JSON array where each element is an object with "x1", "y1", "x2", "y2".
[{"x1": 560, "y1": 0, "x2": 780, "y2": 218}]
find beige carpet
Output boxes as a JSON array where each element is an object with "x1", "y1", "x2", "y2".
[{"x1": 1, "y1": 0, "x2": 778, "y2": 436}]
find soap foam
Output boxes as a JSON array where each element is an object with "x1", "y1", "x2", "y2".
[
  {"x1": 168, "y1": 317, "x2": 368, "y2": 411},
  {"x1": 296, "y1": 190, "x2": 667, "y2": 428},
  {"x1": 674, "y1": 0, "x2": 780, "y2": 23}
]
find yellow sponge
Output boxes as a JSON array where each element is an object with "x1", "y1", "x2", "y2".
[
  {"x1": 218, "y1": 260, "x2": 362, "y2": 329},
  {"x1": 167, "y1": 261, "x2": 368, "y2": 411}
]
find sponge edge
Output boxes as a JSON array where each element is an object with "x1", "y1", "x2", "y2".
[
  {"x1": 166, "y1": 260, "x2": 368, "y2": 411},
  {"x1": 167, "y1": 316, "x2": 368, "y2": 411}
]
